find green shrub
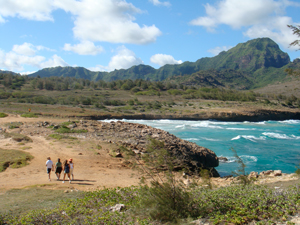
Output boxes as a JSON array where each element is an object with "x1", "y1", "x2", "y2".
[
  {"x1": 20, "y1": 113, "x2": 39, "y2": 118},
  {"x1": 6, "y1": 122, "x2": 23, "y2": 129},
  {"x1": 0, "y1": 148, "x2": 34, "y2": 172},
  {"x1": 55, "y1": 126, "x2": 87, "y2": 134},
  {"x1": 48, "y1": 134, "x2": 77, "y2": 140},
  {"x1": 3, "y1": 133, "x2": 33, "y2": 143},
  {"x1": 0, "y1": 112, "x2": 8, "y2": 118}
]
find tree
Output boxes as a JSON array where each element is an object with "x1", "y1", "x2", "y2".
[
  {"x1": 286, "y1": 25, "x2": 300, "y2": 76},
  {"x1": 288, "y1": 25, "x2": 300, "y2": 49}
]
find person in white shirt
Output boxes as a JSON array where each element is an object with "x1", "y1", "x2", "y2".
[{"x1": 45, "y1": 157, "x2": 54, "y2": 181}]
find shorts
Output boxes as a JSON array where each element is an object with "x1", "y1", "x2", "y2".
[
  {"x1": 70, "y1": 168, "x2": 74, "y2": 175},
  {"x1": 64, "y1": 169, "x2": 70, "y2": 174},
  {"x1": 55, "y1": 167, "x2": 62, "y2": 174},
  {"x1": 47, "y1": 168, "x2": 52, "y2": 174}
]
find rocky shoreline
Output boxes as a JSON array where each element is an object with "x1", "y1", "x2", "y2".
[
  {"x1": 65, "y1": 108, "x2": 300, "y2": 122},
  {"x1": 2, "y1": 117, "x2": 299, "y2": 181}
]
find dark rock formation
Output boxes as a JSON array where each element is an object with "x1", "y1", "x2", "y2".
[{"x1": 72, "y1": 120, "x2": 220, "y2": 177}]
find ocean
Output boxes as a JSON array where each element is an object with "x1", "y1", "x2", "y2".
[{"x1": 103, "y1": 119, "x2": 300, "y2": 177}]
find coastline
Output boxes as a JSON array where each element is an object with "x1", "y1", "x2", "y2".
[
  {"x1": 60, "y1": 108, "x2": 300, "y2": 122},
  {"x1": 0, "y1": 111, "x2": 297, "y2": 192}
]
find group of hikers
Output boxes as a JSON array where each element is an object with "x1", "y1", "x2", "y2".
[{"x1": 45, "y1": 157, "x2": 74, "y2": 183}]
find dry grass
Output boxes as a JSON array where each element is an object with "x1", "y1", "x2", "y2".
[
  {"x1": 0, "y1": 187, "x2": 83, "y2": 217},
  {"x1": 0, "y1": 148, "x2": 33, "y2": 172}
]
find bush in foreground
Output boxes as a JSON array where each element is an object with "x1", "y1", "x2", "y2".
[
  {"x1": 0, "y1": 112, "x2": 8, "y2": 118},
  {"x1": 2, "y1": 183, "x2": 300, "y2": 224}
]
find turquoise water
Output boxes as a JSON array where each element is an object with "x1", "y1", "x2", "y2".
[{"x1": 103, "y1": 119, "x2": 300, "y2": 176}]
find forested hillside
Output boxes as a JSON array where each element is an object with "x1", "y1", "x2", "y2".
[{"x1": 27, "y1": 38, "x2": 298, "y2": 89}]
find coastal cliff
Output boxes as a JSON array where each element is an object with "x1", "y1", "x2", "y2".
[
  {"x1": 69, "y1": 120, "x2": 220, "y2": 177},
  {"x1": 70, "y1": 108, "x2": 300, "y2": 122},
  {"x1": 6, "y1": 119, "x2": 220, "y2": 177}
]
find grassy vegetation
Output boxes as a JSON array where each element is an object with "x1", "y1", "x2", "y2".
[
  {"x1": 0, "y1": 187, "x2": 83, "y2": 218},
  {"x1": 5, "y1": 122, "x2": 23, "y2": 129},
  {"x1": 54, "y1": 126, "x2": 87, "y2": 134},
  {"x1": 20, "y1": 112, "x2": 39, "y2": 118},
  {"x1": 0, "y1": 112, "x2": 8, "y2": 118},
  {"x1": 48, "y1": 134, "x2": 77, "y2": 140},
  {"x1": 1, "y1": 183, "x2": 300, "y2": 224},
  {"x1": 0, "y1": 148, "x2": 33, "y2": 172},
  {"x1": 1, "y1": 72, "x2": 300, "y2": 119},
  {"x1": 3, "y1": 133, "x2": 33, "y2": 143}
]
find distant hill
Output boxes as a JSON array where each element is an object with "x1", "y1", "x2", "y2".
[
  {"x1": 28, "y1": 38, "x2": 294, "y2": 89},
  {"x1": 0, "y1": 70, "x2": 19, "y2": 75}
]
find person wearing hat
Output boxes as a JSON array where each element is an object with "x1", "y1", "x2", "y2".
[{"x1": 69, "y1": 158, "x2": 74, "y2": 181}]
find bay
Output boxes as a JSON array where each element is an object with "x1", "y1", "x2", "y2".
[{"x1": 103, "y1": 119, "x2": 300, "y2": 177}]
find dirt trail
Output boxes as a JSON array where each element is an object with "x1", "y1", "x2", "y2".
[{"x1": 0, "y1": 115, "x2": 140, "y2": 192}]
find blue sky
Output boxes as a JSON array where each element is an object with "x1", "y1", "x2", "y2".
[{"x1": 0, "y1": 0, "x2": 299, "y2": 75}]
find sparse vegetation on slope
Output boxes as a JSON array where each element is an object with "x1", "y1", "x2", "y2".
[
  {"x1": 0, "y1": 148, "x2": 33, "y2": 172},
  {"x1": 2, "y1": 182, "x2": 300, "y2": 224}
]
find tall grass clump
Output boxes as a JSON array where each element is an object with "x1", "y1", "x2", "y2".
[
  {"x1": 124, "y1": 138, "x2": 198, "y2": 223},
  {"x1": 0, "y1": 148, "x2": 33, "y2": 172},
  {"x1": 0, "y1": 112, "x2": 8, "y2": 118},
  {"x1": 20, "y1": 112, "x2": 39, "y2": 118}
]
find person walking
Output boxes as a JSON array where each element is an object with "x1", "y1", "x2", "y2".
[
  {"x1": 62, "y1": 159, "x2": 71, "y2": 184},
  {"x1": 69, "y1": 158, "x2": 74, "y2": 181},
  {"x1": 45, "y1": 157, "x2": 54, "y2": 181},
  {"x1": 55, "y1": 158, "x2": 62, "y2": 180}
]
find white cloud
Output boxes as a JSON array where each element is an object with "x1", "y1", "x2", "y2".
[
  {"x1": 208, "y1": 46, "x2": 233, "y2": 56},
  {"x1": 0, "y1": 49, "x2": 45, "y2": 71},
  {"x1": 190, "y1": 0, "x2": 288, "y2": 29},
  {"x1": 150, "y1": 54, "x2": 182, "y2": 66},
  {"x1": 56, "y1": 0, "x2": 162, "y2": 45},
  {"x1": 244, "y1": 16, "x2": 299, "y2": 50},
  {"x1": 12, "y1": 42, "x2": 55, "y2": 56},
  {"x1": 40, "y1": 54, "x2": 69, "y2": 68},
  {"x1": 63, "y1": 41, "x2": 104, "y2": 55},
  {"x1": 12, "y1": 42, "x2": 36, "y2": 56},
  {"x1": 0, "y1": 44, "x2": 68, "y2": 72},
  {"x1": 107, "y1": 46, "x2": 143, "y2": 71},
  {"x1": 20, "y1": 71, "x2": 37, "y2": 75},
  {"x1": 190, "y1": 0, "x2": 300, "y2": 49},
  {"x1": 89, "y1": 46, "x2": 143, "y2": 72},
  {"x1": 0, "y1": 0, "x2": 55, "y2": 23},
  {"x1": 149, "y1": 0, "x2": 171, "y2": 7},
  {"x1": 88, "y1": 65, "x2": 107, "y2": 72},
  {"x1": 0, "y1": 0, "x2": 162, "y2": 44}
]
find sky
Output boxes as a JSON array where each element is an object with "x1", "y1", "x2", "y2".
[{"x1": 0, "y1": 0, "x2": 299, "y2": 75}]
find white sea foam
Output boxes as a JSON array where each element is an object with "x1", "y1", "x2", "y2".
[
  {"x1": 175, "y1": 125, "x2": 185, "y2": 128},
  {"x1": 279, "y1": 120, "x2": 300, "y2": 124},
  {"x1": 184, "y1": 138, "x2": 199, "y2": 141},
  {"x1": 231, "y1": 135, "x2": 241, "y2": 140},
  {"x1": 191, "y1": 121, "x2": 223, "y2": 129},
  {"x1": 221, "y1": 155, "x2": 257, "y2": 164},
  {"x1": 201, "y1": 137, "x2": 221, "y2": 141},
  {"x1": 262, "y1": 132, "x2": 294, "y2": 139},
  {"x1": 226, "y1": 128, "x2": 256, "y2": 131},
  {"x1": 291, "y1": 135, "x2": 300, "y2": 139},
  {"x1": 231, "y1": 135, "x2": 266, "y2": 142},
  {"x1": 256, "y1": 121, "x2": 267, "y2": 125},
  {"x1": 240, "y1": 155, "x2": 258, "y2": 163}
]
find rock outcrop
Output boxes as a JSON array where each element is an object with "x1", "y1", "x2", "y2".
[
  {"x1": 74, "y1": 120, "x2": 220, "y2": 176},
  {"x1": 11, "y1": 119, "x2": 220, "y2": 177}
]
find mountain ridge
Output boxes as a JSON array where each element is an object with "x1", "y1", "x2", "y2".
[{"x1": 26, "y1": 37, "x2": 295, "y2": 89}]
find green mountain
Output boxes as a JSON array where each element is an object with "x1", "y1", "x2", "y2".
[{"x1": 29, "y1": 38, "x2": 293, "y2": 89}]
